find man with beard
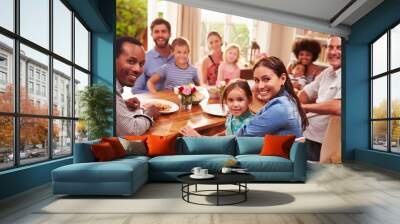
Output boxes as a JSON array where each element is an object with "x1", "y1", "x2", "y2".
[
  {"x1": 132, "y1": 18, "x2": 174, "y2": 93},
  {"x1": 298, "y1": 36, "x2": 342, "y2": 161},
  {"x1": 116, "y1": 36, "x2": 160, "y2": 136}
]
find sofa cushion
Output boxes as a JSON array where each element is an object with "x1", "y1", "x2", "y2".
[
  {"x1": 260, "y1": 135, "x2": 295, "y2": 159},
  {"x1": 53, "y1": 158, "x2": 147, "y2": 183},
  {"x1": 124, "y1": 135, "x2": 148, "y2": 142},
  {"x1": 177, "y1": 136, "x2": 236, "y2": 155},
  {"x1": 236, "y1": 155, "x2": 293, "y2": 172},
  {"x1": 91, "y1": 142, "x2": 118, "y2": 161},
  {"x1": 147, "y1": 134, "x2": 178, "y2": 156},
  {"x1": 148, "y1": 154, "x2": 235, "y2": 172},
  {"x1": 101, "y1": 137, "x2": 127, "y2": 158},
  {"x1": 119, "y1": 138, "x2": 147, "y2": 156},
  {"x1": 236, "y1": 137, "x2": 264, "y2": 155}
]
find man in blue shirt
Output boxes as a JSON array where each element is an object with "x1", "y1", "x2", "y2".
[{"x1": 132, "y1": 18, "x2": 174, "y2": 93}]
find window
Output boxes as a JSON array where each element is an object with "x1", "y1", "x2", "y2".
[
  {"x1": 36, "y1": 83, "x2": 40, "y2": 95},
  {"x1": 0, "y1": 71, "x2": 6, "y2": 85},
  {"x1": 35, "y1": 70, "x2": 41, "y2": 81},
  {"x1": 42, "y1": 85, "x2": 46, "y2": 97},
  {"x1": 0, "y1": 54, "x2": 8, "y2": 89},
  {"x1": 200, "y1": 9, "x2": 254, "y2": 65},
  {"x1": 0, "y1": 0, "x2": 91, "y2": 170},
  {"x1": 371, "y1": 23, "x2": 400, "y2": 154},
  {"x1": 28, "y1": 81, "x2": 34, "y2": 94},
  {"x1": 0, "y1": 0, "x2": 14, "y2": 32},
  {"x1": 28, "y1": 67, "x2": 34, "y2": 80}
]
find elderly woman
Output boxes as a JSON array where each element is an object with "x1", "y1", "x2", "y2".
[
  {"x1": 287, "y1": 39, "x2": 323, "y2": 83},
  {"x1": 200, "y1": 31, "x2": 223, "y2": 86},
  {"x1": 181, "y1": 56, "x2": 308, "y2": 137}
]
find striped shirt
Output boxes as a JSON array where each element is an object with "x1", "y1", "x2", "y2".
[
  {"x1": 158, "y1": 63, "x2": 199, "y2": 90},
  {"x1": 116, "y1": 80, "x2": 152, "y2": 136}
]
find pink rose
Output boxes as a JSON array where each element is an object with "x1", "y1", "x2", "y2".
[{"x1": 182, "y1": 88, "x2": 192, "y2": 95}]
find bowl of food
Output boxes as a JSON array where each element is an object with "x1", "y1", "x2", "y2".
[
  {"x1": 192, "y1": 91, "x2": 204, "y2": 105},
  {"x1": 207, "y1": 86, "x2": 221, "y2": 99}
]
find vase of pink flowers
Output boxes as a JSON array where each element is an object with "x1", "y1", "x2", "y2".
[{"x1": 175, "y1": 84, "x2": 197, "y2": 111}]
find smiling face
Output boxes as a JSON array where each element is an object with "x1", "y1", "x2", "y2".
[
  {"x1": 226, "y1": 87, "x2": 250, "y2": 117},
  {"x1": 151, "y1": 24, "x2": 171, "y2": 49},
  {"x1": 172, "y1": 45, "x2": 189, "y2": 67},
  {"x1": 226, "y1": 48, "x2": 239, "y2": 64},
  {"x1": 207, "y1": 34, "x2": 222, "y2": 52},
  {"x1": 327, "y1": 36, "x2": 342, "y2": 70},
  {"x1": 292, "y1": 64, "x2": 305, "y2": 77},
  {"x1": 116, "y1": 42, "x2": 145, "y2": 87},
  {"x1": 298, "y1": 50, "x2": 313, "y2": 65},
  {"x1": 254, "y1": 66, "x2": 286, "y2": 103}
]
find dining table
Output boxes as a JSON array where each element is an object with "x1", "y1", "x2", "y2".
[
  {"x1": 130, "y1": 84, "x2": 264, "y2": 136},
  {"x1": 134, "y1": 89, "x2": 226, "y2": 136}
]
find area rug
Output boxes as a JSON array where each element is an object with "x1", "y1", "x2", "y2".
[{"x1": 37, "y1": 183, "x2": 362, "y2": 214}]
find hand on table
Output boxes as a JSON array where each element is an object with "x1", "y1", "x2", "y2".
[
  {"x1": 179, "y1": 125, "x2": 202, "y2": 137},
  {"x1": 125, "y1": 97, "x2": 141, "y2": 111},
  {"x1": 144, "y1": 105, "x2": 160, "y2": 120}
]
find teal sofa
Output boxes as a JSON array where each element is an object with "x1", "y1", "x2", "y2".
[{"x1": 52, "y1": 136, "x2": 306, "y2": 196}]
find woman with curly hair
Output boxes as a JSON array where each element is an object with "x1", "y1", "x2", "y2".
[{"x1": 287, "y1": 39, "x2": 324, "y2": 84}]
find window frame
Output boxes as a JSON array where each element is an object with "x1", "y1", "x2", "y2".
[
  {"x1": 0, "y1": 0, "x2": 92, "y2": 171},
  {"x1": 370, "y1": 20, "x2": 400, "y2": 154}
]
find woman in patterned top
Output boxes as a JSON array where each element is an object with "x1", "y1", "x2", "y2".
[{"x1": 180, "y1": 79, "x2": 254, "y2": 136}]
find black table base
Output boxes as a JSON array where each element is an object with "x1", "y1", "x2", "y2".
[{"x1": 181, "y1": 183, "x2": 249, "y2": 206}]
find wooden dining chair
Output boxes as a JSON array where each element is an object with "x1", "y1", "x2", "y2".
[{"x1": 320, "y1": 116, "x2": 341, "y2": 163}]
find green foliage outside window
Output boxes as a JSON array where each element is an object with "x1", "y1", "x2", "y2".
[
  {"x1": 116, "y1": 0, "x2": 147, "y2": 40},
  {"x1": 201, "y1": 22, "x2": 250, "y2": 64}
]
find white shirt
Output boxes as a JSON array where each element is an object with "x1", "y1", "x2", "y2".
[
  {"x1": 116, "y1": 80, "x2": 152, "y2": 136},
  {"x1": 303, "y1": 67, "x2": 341, "y2": 143}
]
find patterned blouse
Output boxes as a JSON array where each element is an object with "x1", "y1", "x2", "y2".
[{"x1": 225, "y1": 111, "x2": 254, "y2": 135}]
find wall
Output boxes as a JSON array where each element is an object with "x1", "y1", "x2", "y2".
[
  {"x1": 345, "y1": 0, "x2": 400, "y2": 171},
  {"x1": 0, "y1": 0, "x2": 115, "y2": 200},
  {"x1": 268, "y1": 24, "x2": 295, "y2": 66}
]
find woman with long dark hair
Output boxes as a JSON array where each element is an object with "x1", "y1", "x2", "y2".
[{"x1": 236, "y1": 56, "x2": 308, "y2": 137}]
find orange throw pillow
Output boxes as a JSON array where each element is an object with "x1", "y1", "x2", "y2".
[
  {"x1": 101, "y1": 137, "x2": 126, "y2": 158},
  {"x1": 91, "y1": 142, "x2": 117, "y2": 161},
  {"x1": 124, "y1": 135, "x2": 148, "y2": 142},
  {"x1": 259, "y1": 135, "x2": 296, "y2": 159},
  {"x1": 146, "y1": 134, "x2": 178, "y2": 157}
]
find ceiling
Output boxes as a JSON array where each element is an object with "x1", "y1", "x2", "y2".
[{"x1": 168, "y1": 0, "x2": 384, "y2": 38}]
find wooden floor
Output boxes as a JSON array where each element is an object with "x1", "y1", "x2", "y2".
[{"x1": 1, "y1": 162, "x2": 400, "y2": 224}]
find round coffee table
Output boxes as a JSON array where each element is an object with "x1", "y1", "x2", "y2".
[{"x1": 177, "y1": 173, "x2": 255, "y2": 206}]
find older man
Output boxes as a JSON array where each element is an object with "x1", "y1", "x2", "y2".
[
  {"x1": 116, "y1": 36, "x2": 159, "y2": 136},
  {"x1": 132, "y1": 18, "x2": 174, "y2": 93},
  {"x1": 298, "y1": 36, "x2": 342, "y2": 161}
]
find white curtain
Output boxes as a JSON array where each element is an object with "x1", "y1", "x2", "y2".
[{"x1": 176, "y1": 5, "x2": 201, "y2": 65}]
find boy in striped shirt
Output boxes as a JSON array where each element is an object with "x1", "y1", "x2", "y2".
[{"x1": 147, "y1": 37, "x2": 200, "y2": 93}]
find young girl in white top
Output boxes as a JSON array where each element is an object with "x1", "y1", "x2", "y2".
[{"x1": 217, "y1": 44, "x2": 241, "y2": 84}]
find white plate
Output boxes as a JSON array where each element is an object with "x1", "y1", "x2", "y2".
[
  {"x1": 142, "y1": 99, "x2": 179, "y2": 114},
  {"x1": 190, "y1": 174, "x2": 215, "y2": 179},
  {"x1": 202, "y1": 104, "x2": 228, "y2": 117}
]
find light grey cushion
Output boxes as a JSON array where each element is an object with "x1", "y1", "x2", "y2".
[{"x1": 119, "y1": 137, "x2": 147, "y2": 156}]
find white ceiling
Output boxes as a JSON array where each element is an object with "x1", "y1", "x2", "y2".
[{"x1": 168, "y1": 0, "x2": 384, "y2": 38}]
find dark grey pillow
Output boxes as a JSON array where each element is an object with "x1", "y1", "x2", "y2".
[{"x1": 118, "y1": 137, "x2": 147, "y2": 156}]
